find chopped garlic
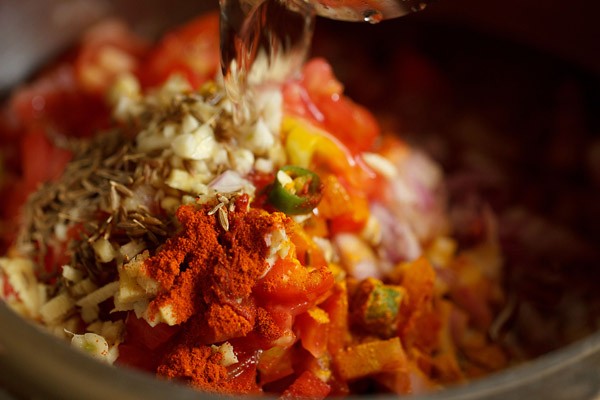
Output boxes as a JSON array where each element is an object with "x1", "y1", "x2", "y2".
[
  {"x1": 334, "y1": 233, "x2": 381, "y2": 280},
  {"x1": 114, "y1": 273, "x2": 147, "y2": 306},
  {"x1": 81, "y1": 304, "x2": 100, "y2": 324},
  {"x1": 155, "y1": 303, "x2": 178, "y2": 326},
  {"x1": 230, "y1": 148, "x2": 255, "y2": 176},
  {"x1": 211, "y1": 342, "x2": 238, "y2": 367},
  {"x1": 53, "y1": 223, "x2": 68, "y2": 241},
  {"x1": 171, "y1": 124, "x2": 217, "y2": 161},
  {"x1": 70, "y1": 278, "x2": 98, "y2": 298},
  {"x1": 100, "y1": 320, "x2": 125, "y2": 344},
  {"x1": 70, "y1": 333, "x2": 111, "y2": 362},
  {"x1": 264, "y1": 228, "x2": 291, "y2": 270},
  {"x1": 62, "y1": 265, "x2": 84, "y2": 283},
  {"x1": 92, "y1": 237, "x2": 116, "y2": 263},
  {"x1": 361, "y1": 214, "x2": 383, "y2": 246},
  {"x1": 254, "y1": 157, "x2": 274, "y2": 173},
  {"x1": 362, "y1": 152, "x2": 398, "y2": 179},
  {"x1": 180, "y1": 113, "x2": 200, "y2": 134},
  {"x1": 76, "y1": 281, "x2": 119, "y2": 308},
  {"x1": 40, "y1": 292, "x2": 76, "y2": 324},
  {"x1": 0, "y1": 257, "x2": 43, "y2": 318},
  {"x1": 243, "y1": 118, "x2": 275, "y2": 154},
  {"x1": 118, "y1": 240, "x2": 147, "y2": 263},
  {"x1": 165, "y1": 169, "x2": 209, "y2": 194}
]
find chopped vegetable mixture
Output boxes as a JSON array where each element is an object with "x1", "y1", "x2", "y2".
[{"x1": 0, "y1": 12, "x2": 512, "y2": 397}]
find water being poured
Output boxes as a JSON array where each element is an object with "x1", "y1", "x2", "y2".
[{"x1": 219, "y1": 0, "x2": 316, "y2": 124}]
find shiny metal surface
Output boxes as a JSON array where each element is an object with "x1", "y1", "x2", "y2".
[
  {"x1": 304, "y1": 0, "x2": 434, "y2": 22},
  {"x1": 1, "y1": 300, "x2": 600, "y2": 399}
]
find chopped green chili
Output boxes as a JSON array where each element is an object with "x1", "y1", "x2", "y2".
[
  {"x1": 267, "y1": 166, "x2": 323, "y2": 215},
  {"x1": 351, "y1": 278, "x2": 405, "y2": 338}
]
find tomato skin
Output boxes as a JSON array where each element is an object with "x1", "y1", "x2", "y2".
[
  {"x1": 75, "y1": 19, "x2": 148, "y2": 95},
  {"x1": 313, "y1": 94, "x2": 380, "y2": 155},
  {"x1": 317, "y1": 174, "x2": 369, "y2": 234},
  {"x1": 284, "y1": 58, "x2": 380, "y2": 154},
  {"x1": 21, "y1": 130, "x2": 72, "y2": 189},
  {"x1": 8, "y1": 66, "x2": 110, "y2": 139},
  {"x1": 116, "y1": 343, "x2": 161, "y2": 372},
  {"x1": 295, "y1": 309, "x2": 329, "y2": 358},
  {"x1": 123, "y1": 313, "x2": 180, "y2": 350},
  {"x1": 117, "y1": 313, "x2": 182, "y2": 372},
  {"x1": 140, "y1": 13, "x2": 220, "y2": 89},
  {"x1": 255, "y1": 258, "x2": 334, "y2": 307},
  {"x1": 280, "y1": 370, "x2": 331, "y2": 400}
]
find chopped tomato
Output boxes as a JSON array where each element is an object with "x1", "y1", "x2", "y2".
[
  {"x1": 226, "y1": 347, "x2": 262, "y2": 394},
  {"x1": 117, "y1": 314, "x2": 181, "y2": 372},
  {"x1": 295, "y1": 307, "x2": 329, "y2": 358},
  {"x1": 317, "y1": 174, "x2": 370, "y2": 234},
  {"x1": 116, "y1": 343, "x2": 161, "y2": 372},
  {"x1": 280, "y1": 370, "x2": 331, "y2": 400},
  {"x1": 319, "y1": 282, "x2": 349, "y2": 355},
  {"x1": 123, "y1": 313, "x2": 180, "y2": 350},
  {"x1": 288, "y1": 224, "x2": 327, "y2": 269},
  {"x1": 313, "y1": 95, "x2": 380, "y2": 154},
  {"x1": 21, "y1": 130, "x2": 72, "y2": 190},
  {"x1": 255, "y1": 258, "x2": 334, "y2": 306},
  {"x1": 284, "y1": 58, "x2": 380, "y2": 154},
  {"x1": 258, "y1": 346, "x2": 295, "y2": 385},
  {"x1": 7, "y1": 65, "x2": 110, "y2": 139},
  {"x1": 140, "y1": 13, "x2": 220, "y2": 89},
  {"x1": 75, "y1": 19, "x2": 149, "y2": 95},
  {"x1": 1, "y1": 129, "x2": 73, "y2": 245}
]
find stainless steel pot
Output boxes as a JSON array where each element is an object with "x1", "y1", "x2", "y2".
[{"x1": 1, "y1": 0, "x2": 599, "y2": 398}]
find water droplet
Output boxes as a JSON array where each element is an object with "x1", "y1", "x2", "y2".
[
  {"x1": 220, "y1": 0, "x2": 315, "y2": 123},
  {"x1": 363, "y1": 9, "x2": 383, "y2": 24},
  {"x1": 410, "y1": 3, "x2": 427, "y2": 12}
]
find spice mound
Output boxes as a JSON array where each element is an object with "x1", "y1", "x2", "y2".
[{"x1": 0, "y1": 15, "x2": 510, "y2": 398}]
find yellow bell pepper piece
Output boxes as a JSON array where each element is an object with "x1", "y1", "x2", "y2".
[{"x1": 282, "y1": 116, "x2": 354, "y2": 175}]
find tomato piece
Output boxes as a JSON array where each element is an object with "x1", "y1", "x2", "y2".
[
  {"x1": 255, "y1": 258, "x2": 333, "y2": 306},
  {"x1": 8, "y1": 65, "x2": 110, "y2": 139},
  {"x1": 285, "y1": 58, "x2": 380, "y2": 154},
  {"x1": 288, "y1": 224, "x2": 327, "y2": 269},
  {"x1": 75, "y1": 19, "x2": 149, "y2": 95},
  {"x1": 319, "y1": 282, "x2": 349, "y2": 355},
  {"x1": 317, "y1": 174, "x2": 369, "y2": 234},
  {"x1": 21, "y1": 130, "x2": 72, "y2": 189},
  {"x1": 280, "y1": 370, "x2": 331, "y2": 400},
  {"x1": 258, "y1": 346, "x2": 295, "y2": 385},
  {"x1": 116, "y1": 343, "x2": 161, "y2": 372},
  {"x1": 117, "y1": 313, "x2": 181, "y2": 372},
  {"x1": 140, "y1": 13, "x2": 220, "y2": 89},
  {"x1": 313, "y1": 95, "x2": 380, "y2": 154},
  {"x1": 226, "y1": 346, "x2": 262, "y2": 394},
  {"x1": 295, "y1": 307, "x2": 329, "y2": 358},
  {"x1": 301, "y1": 58, "x2": 343, "y2": 98},
  {"x1": 123, "y1": 313, "x2": 180, "y2": 350}
]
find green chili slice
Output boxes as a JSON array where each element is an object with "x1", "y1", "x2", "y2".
[
  {"x1": 267, "y1": 166, "x2": 323, "y2": 215},
  {"x1": 351, "y1": 278, "x2": 405, "y2": 338}
]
